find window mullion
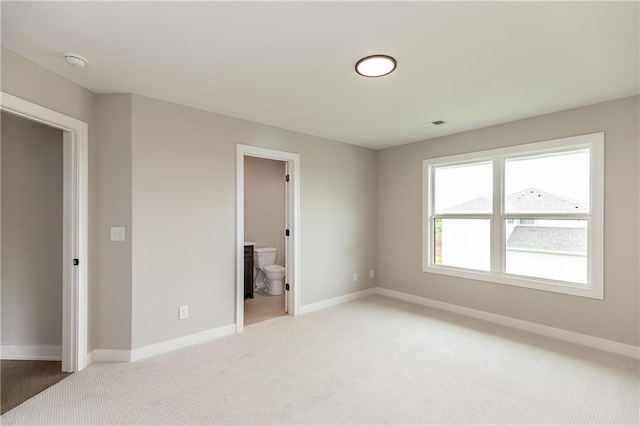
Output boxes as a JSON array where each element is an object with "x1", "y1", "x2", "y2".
[{"x1": 491, "y1": 157, "x2": 503, "y2": 273}]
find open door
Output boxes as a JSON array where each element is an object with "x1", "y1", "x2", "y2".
[
  {"x1": 236, "y1": 144, "x2": 300, "y2": 332},
  {"x1": 285, "y1": 162, "x2": 292, "y2": 313}
]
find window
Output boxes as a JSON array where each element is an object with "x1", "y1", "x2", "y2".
[{"x1": 423, "y1": 133, "x2": 604, "y2": 299}]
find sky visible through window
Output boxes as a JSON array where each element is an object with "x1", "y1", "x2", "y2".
[
  {"x1": 434, "y1": 149, "x2": 590, "y2": 212},
  {"x1": 506, "y1": 149, "x2": 590, "y2": 207},
  {"x1": 434, "y1": 162, "x2": 492, "y2": 213}
]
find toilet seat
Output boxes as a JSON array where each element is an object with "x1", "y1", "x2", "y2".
[{"x1": 263, "y1": 265, "x2": 285, "y2": 273}]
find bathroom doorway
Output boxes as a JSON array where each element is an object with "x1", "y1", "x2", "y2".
[
  {"x1": 243, "y1": 156, "x2": 286, "y2": 325},
  {"x1": 236, "y1": 145, "x2": 300, "y2": 332}
]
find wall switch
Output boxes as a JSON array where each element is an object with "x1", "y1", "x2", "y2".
[
  {"x1": 353, "y1": 273, "x2": 358, "y2": 282},
  {"x1": 370, "y1": 270, "x2": 375, "y2": 279},
  {"x1": 110, "y1": 227, "x2": 125, "y2": 241},
  {"x1": 178, "y1": 305, "x2": 189, "y2": 320}
]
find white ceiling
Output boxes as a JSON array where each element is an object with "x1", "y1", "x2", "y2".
[{"x1": 2, "y1": 1, "x2": 638, "y2": 150}]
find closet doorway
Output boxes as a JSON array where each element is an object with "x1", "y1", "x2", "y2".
[{"x1": 0, "y1": 92, "x2": 88, "y2": 373}]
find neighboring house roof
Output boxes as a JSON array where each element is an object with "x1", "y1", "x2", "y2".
[
  {"x1": 440, "y1": 196, "x2": 492, "y2": 213},
  {"x1": 440, "y1": 188, "x2": 588, "y2": 213},
  {"x1": 507, "y1": 226, "x2": 587, "y2": 254},
  {"x1": 506, "y1": 188, "x2": 588, "y2": 213}
]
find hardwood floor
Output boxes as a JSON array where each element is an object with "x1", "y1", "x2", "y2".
[
  {"x1": 1, "y1": 360, "x2": 70, "y2": 414},
  {"x1": 244, "y1": 289, "x2": 286, "y2": 325}
]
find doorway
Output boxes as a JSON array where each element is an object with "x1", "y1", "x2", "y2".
[
  {"x1": 0, "y1": 112, "x2": 70, "y2": 414},
  {"x1": 236, "y1": 145, "x2": 300, "y2": 332},
  {"x1": 0, "y1": 92, "x2": 88, "y2": 373},
  {"x1": 243, "y1": 156, "x2": 286, "y2": 325}
]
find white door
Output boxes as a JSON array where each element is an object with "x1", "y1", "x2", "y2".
[{"x1": 285, "y1": 161, "x2": 292, "y2": 313}]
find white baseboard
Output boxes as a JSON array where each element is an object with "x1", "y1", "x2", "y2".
[
  {"x1": 85, "y1": 287, "x2": 638, "y2": 365},
  {"x1": 299, "y1": 287, "x2": 377, "y2": 315},
  {"x1": 377, "y1": 287, "x2": 640, "y2": 359},
  {"x1": 130, "y1": 323, "x2": 236, "y2": 362},
  {"x1": 88, "y1": 290, "x2": 375, "y2": 363},
  {"x1": 87, "y1": 324, "x2": 236, "y2": 364},
  {"x1": 87, "y1": 349, "x2": 132, "y2": 363},
  {"x1": 1, "y1": 344, "x2": 62, "y2": 361}
]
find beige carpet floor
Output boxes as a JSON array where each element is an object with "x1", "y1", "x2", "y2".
[{"x1": 2, "y1": 295, "x2": 638, "y2": 425}]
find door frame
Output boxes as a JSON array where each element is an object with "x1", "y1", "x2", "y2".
[
  {"x1": 1, "y1": 92, "x2": 88, "y2": 372},
  {"x1": 236, "y1": 144, "x2": 300, "y2": 332}
]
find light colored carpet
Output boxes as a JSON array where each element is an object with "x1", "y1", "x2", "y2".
[{"x1": 2, "y1": 295, "x2": 638, "y2": 425}]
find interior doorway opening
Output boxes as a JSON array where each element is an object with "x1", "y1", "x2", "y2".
[
  {"x1": 0, "y1": 92, "x2": 88, "y2": 373},
  {"x1": 1, "y1": 111, "x2": 64, "y2": 357},
  {"x1": 243, "y1": 156, "x2": 287, "y2": 325},
  {"x1": 0, "y1": 111, "x2": 70, "y2": 414},
  {"x1": 236, "y1": 145, "x2": 300, "y2": 332}
]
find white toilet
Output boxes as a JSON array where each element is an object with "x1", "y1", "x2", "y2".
[{"x1": 253, "y1": 247, "x2": 285, "y2": 295}]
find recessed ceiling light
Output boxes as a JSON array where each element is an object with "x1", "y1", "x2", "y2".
[
  {"x1": 355, "y1": 55, "x2": 397, "y2": 78},
  {"x1": 64, "y1": 53, "x2": 88, "y2": 68}
]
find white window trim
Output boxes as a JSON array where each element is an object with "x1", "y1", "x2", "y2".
[{"x1": 422, "y1": 132, "x2": 604, "y2": 300}]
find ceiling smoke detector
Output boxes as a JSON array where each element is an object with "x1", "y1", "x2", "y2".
[{"x1": 64, "y1": 53, "x2": 88, "y2": 68}]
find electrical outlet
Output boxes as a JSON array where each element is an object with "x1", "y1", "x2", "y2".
[
  {"x1": 178, "y1": 305, "x2": 189, "y2": 320},
  {"x1": 353, "y1": 273, "x2": 358, "y2": 282},
  {"x1": 370, "y1": 270, "x2": 375, "y2": 279}
]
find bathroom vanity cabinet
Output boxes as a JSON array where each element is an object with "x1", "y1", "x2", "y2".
[{"x1": 244, "y1": 244, "x2": 254, "y2": 299}]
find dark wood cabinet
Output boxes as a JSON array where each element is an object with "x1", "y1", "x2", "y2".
[{"x1": 244, "y1": 245, "x2": 254, "y2": 299}]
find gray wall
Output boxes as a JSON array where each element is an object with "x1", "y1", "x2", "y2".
[
  {"x1": 130, "y1": 94, "x2": 378, "y2": 349},
  {"x1": 1, "y1": 112, "x2": 63, "y2": 346},
  {"x1": 88, "y1": 94, "x2": 133, "y2": 351},
  {"x1": 2, "y1": 49, "x2": 377, "y2": 353},
  {"x1": 377, "y1": 96, "x2": 640, "y2": 346},
  {"x1": 1, "y1": 47, "x2": 107, "y2": 352},
  {"x1": 4, "y1": 46, "x2": 635, "y2": 354},
  {"x1": 244, "y1": 156, "x2": 286, "y2": 267},
  {"x1": 1, "y1": 48, "x2": 93, "y2": 123}
]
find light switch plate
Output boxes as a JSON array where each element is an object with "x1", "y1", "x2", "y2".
[{"x1": 110, "y1": 227, "x2": 125, "y2": 241}]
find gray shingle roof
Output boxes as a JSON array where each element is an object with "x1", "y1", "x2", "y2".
[
  {"x1": 440, "y1": 188, "x2": 588, "y2": 213},
  {"x1": 507, "y1": 226, "x2": 587, "y2": 254},
  {"x1": 439, "y1": 196, "x2": 491, "y2": 213},
  {"x1": 506, "y1": 188, "x2": 588, "y2": 213}
]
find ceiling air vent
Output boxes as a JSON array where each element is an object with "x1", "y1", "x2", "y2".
[{"x1": 419, "y1": 120, "x2": 447, "y2": 129}]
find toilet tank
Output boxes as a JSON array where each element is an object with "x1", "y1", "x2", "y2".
[{"x1": 254, "y1": 247, "x2": 277, "y2": 268}]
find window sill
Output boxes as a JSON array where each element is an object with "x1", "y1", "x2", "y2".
[{"x1": 423, "y1": 265, "x2": 603, "y2": 300}]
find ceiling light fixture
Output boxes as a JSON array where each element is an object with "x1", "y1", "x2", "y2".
[
  {"x1": 64, "y1": 53, "x2": 88, "y2": 68},
  {"x1": 355, "y1": 54, "x2": 396, "y2": 78}
]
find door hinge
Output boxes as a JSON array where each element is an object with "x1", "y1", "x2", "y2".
[
  {"x1": 285, "y1": 229, "x2": 290, "y2": 237},
  {"x1": 73, "y1": 259, "x2": 79, "y2": 266},
  {"x1": 285, "y1": 174, "x2": 290, "y2": 182},
  {"x1": 285, "y1": 283, "x2": 290, "y2": 291}
]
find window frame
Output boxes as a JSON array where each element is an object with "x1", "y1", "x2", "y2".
[{"x1": 422, "y1": 132, "x2": 604, "y2": 300}]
